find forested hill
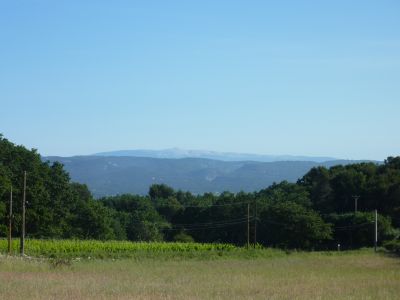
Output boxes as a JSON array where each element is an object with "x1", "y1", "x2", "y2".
[{"x1": 44, "y1": 155, "x2": 369, "y2": 197}]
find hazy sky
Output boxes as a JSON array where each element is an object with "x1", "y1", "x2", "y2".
[{"x1": 1, "y1": 1, "x2": 399, "y2": 160}]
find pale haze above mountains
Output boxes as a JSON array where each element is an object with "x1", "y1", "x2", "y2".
[{"x1": 45, "y1": 149, "x2": 375, "y2": 198}]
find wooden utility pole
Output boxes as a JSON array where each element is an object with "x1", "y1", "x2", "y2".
[
  {"x1": 254, "y1": 199, "x2": 257, "y2": 249},
  {"x1": 20, "y1": 171, "x2": 26, "y2": 256},
  {"x1": 374, "y1": 209, "x2": 378, "y2": 252},
  {"x1": 353, "y1": 195, "x2": 360, "y2": 213},
  {"x1": 247, "y1": 203, "x2": 250, "y2": 249},
  {"x1": 8, "y1": 185, "x2": 13, "y2": 255}
]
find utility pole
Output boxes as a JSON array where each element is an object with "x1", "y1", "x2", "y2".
[
  {"x1": 374, "y1": 209, "x2": 378, "y2": 253},
  {"x1": 8, "y1": 185, "x2": 13, "y2": 255},
  {"x1": 352, "y1": 195, "x2": 360, "y2": 213},
  {"x1": 254, "y1": 199, "x2": 257, "y2": 249},
  {"x1": 247, "y1": 203, "x2": 250, "y2": 249},
  {"x1": 20, "y1": 171, "x2": 26, "y2": 256}
]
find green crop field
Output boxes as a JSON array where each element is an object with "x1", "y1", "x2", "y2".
[
  {"x1": 0, "y1": 240, "x2": 399, "y2": 299},
  {"x1": 0, "y1": 239, "x2": 276, "y2": 260}
]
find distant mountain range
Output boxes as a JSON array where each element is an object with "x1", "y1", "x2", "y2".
[
  {"x1": 44, "y1": 150, "x2": 374, "y2": 198},
  {"x1": 94, "y1": 148, "x2": 337, "y2": 163}
]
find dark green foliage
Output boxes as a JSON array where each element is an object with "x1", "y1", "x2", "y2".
[
  {"x1": 257, "y1": 181, "x2": 312, "y2": 207},
  {"x1": 258, "y1": 201, "x2": 332, "y2": 249},
  {"x1": 100, "y1": 194, "x2": 167, "y2": 241},
  {"x1": 384, "y1": 239, "x2": 400, "y2": 254},
  {"x1": 300, "y1": 159, "x2": 400, "y2": 224},
  {"x1": 325, "y1": 212, "x2": 396, "y2": 249},
  {"x1": 149, "y1": 184, "x2": 175, "y2": 200},
  {"x1": 1, "y1": 134, "x2": 399, "y2": 250},
  {"x1": 0, "y1": 202, "x2": 6, "y2": 235},
  {"x1": 0, "y1": 135, "x2": 119, "y2": 240},
  {"x1": 173, "y1": 232, "x2": 194, "y2": 243}
]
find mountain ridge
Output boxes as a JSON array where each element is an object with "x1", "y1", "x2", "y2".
[
  {"x1": 44, "y1": 155, "x2": 376, "y2": 198},
  {"x1": 94, "y1": 148, "x2": 337, "y2": 163}
]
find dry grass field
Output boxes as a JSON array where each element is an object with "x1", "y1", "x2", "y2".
[{"x1": 0, "y1": 250, "x2": 399, "y2": 299}]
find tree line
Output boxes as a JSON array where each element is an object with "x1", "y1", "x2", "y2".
[{"x1": 0, "y1": 135, "x2": 399, "y2": 249}]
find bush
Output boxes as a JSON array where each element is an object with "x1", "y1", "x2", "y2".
[
  {"x1": 173, "y1": 232, "x2": 194, "y2": 243},
  {"x1": 384, "y1": 239, "x2": 400, "y2": 254}
]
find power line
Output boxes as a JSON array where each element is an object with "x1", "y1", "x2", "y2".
[
  {"x1": 164, "y1": 219, "x2": 251, "y2": 231},
  {"x1": 260, "y1": 219, "x2": 290, "y2": 226},
  {"x1": 334, "y1": 222, "x2": 373, "y2": 230},
  {"x1": 155, "y1": 201, "x2": 251, "y2": 209},
  {"x1": 167, "y1": 216, "x2": 250, "y2": 227}
]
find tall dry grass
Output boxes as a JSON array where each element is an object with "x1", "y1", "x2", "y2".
[{"x1": 0, "y1": 251, "x2": 399, "y2": 299}]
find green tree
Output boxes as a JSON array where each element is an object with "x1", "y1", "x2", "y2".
[
  {"x1": 149, "y1": 184, "x2": 175, "y2": 200},
  {"x1": 326, "y1": 212, "x2": 397, "y2": 249},
  {"x1": 258, "y1": 201, "x2": 332, "y2": 249},
  {"x1": 100, "y1": 194, "x2": 167, "y2": 241}
]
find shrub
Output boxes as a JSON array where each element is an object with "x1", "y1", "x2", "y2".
[
  {"x1": 173, "y1": 232, "x2": 194, "y2": 243},
  {"x1": 384, "y1": 239, "x2": 400, "y2": 254}
]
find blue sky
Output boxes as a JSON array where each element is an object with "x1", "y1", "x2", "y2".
[{"x1": 1, "y1": 1, "x2": 399, "y2": 160}]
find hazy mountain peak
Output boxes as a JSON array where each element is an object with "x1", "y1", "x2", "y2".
[{"x1": 94, "y1": 148, "x2": 337, "y2": 163}]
